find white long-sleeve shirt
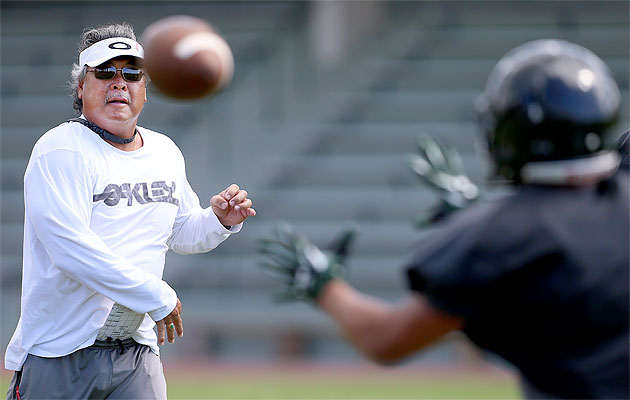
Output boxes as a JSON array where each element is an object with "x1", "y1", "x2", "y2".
[{"x1": 4, "y1": 119, "x2": 240, "y2": 371}]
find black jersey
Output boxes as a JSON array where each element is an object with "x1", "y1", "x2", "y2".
[{"x1": 406, "y1": 173, "x2": 629, "y2": 399}]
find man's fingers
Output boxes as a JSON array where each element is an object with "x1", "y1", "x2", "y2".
[
  {"x1": 234, "y1": 198, "x2": 252, "y2": 212},
  {"x1": 170, "y1": 306, "x2": 184, "y2": 338},
  {"x1": 163, "y1": 317, "x2": 181, "y2": 343},
  {"x1": 170, "y1": 300, "x2": 184, "y2": 340},
  {"x1": 211, "y1": 195, "x2": 228, "y2": 210},
  {"x1": 222, "y1": 184, "x2": 240, "y2": 201},
  {"x1": 229, "y1": 189, "x2": 248, "y2": 206},
  {"x1": 174, "y1": 318, "x2": 184, "y2": 338},
  {"x1": 166, "y1": 320, "x2": 175, "y2": 343},
  {"x1": 157, "y1": 299, "x2": 184, "y2": 345},
  {"x1": 157, "y1": 322, "x2": 166, "y2": 345}
]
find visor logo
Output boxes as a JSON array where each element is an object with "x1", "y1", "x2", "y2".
[{"x1": 109, "y1": 42, "x2": 132, "y2": 50}]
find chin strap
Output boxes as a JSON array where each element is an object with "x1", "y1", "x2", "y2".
[{"x1": 67, "y1": 118, "x2": 137, "y2": 145}]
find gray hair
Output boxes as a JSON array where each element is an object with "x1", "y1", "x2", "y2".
[{"x1": 69, "y1": 22, "x2": 137, "y2": 114}]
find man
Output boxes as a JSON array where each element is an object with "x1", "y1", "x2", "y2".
[
  {"x1": 259, "y1": 39, "x2": 629, "y2": 399},
  {"x1": 5, "y1": 22, "x2": 255, "y2": 399}
]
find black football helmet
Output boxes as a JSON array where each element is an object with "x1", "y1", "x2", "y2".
[{"x1": 475, "y1": 39, "x2": 621, "y2": 184}]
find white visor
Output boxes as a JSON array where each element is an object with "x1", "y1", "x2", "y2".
[{"x1": 79, "y1": 37, "x2": 144, "y2": 67}]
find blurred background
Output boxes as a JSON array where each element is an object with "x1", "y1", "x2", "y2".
[{"x1": 1, "y1": 0, "x2": 628, "y2": 396}]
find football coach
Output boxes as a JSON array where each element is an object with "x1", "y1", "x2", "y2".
[{"x1": 5, "y1": 22, "x2": 255, "y2": 399}]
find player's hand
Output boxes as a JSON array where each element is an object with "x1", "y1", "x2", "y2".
[
  {"x1": 258, "y1": 222, "x2": 357, "y2": 302},
  {"x1": 211, "y1": 183, "x2": 256, "y2": 227},
  {"x1": 404, "y1": 134, "x2": 481, "y2": 227},
  {"x1": 156, "y1": 298, "x2": 183, "y2": 345}
]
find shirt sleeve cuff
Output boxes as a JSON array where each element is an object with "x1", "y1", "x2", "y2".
[
  {"x1": 147, "y1": 283, "x2": 178, "y2": 322},
  {"x1": 204, "y1": 207, "x2": 243, "y2": 233}
]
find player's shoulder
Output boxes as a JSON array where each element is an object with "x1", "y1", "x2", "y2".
[
  {"x1": 425, "y1": 190, "x2": 531, "y2": 254},
  {"x1": 439, "y1": 192, "x2": 514, "y2": 234}
]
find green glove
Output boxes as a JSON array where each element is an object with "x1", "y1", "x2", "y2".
[
  {"x1": 404, "y1": 134, "x2": 481, "y2": 227},
  {"x1": 258, "y1": 222, "x2": 356, "y2": 302}
]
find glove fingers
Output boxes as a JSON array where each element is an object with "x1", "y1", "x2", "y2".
[
  {"x1": 327, "y1": 228, "x2": 357, "y2": 265},
  {"x1": 443, "y1": 146, "x2": 465, "y2": 175},
  {"x1": 404, "y1": 153, "x2": 432, "y2": 176},
  {"x1": 417, "y1": 135, "x2": 448, "y2": 172},
  {"x1": 259, "y1": 261, "x2": 295, "y2": 277},
  {"x1": 258, "y1": 239, "x2": 296, "y2": 259},
  {"x1": 258, "y1": 253, "x2": 296, "y2": 271},
  {"x1": 259, "y1": 237, "x2": 294, "y2": 252},
  {"x1": 259, "y1": 250, "x2": 297, "y2": 270},
  {"x1": 258, "y1": 239, "x2": 298, "y2": 267},
  {"x1": 272, "y1": 221, "x2": 301, "y2": 245},
  {"x1": 414, "y1": 135, "x2": 433, "y2": 164},
  {"x1": 330, "y1": 261, "x2": 348, "y2": 278},
  {"x1": 405, "y1": 154, "x2": 443, "y2": 189}
]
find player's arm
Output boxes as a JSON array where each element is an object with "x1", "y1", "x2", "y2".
[
  {"x1": 318, "y1": 281, "x2": 463, "y2": 364},
  {"x1": 258, "y1": 222, "x2": 463, "y2": 364}
]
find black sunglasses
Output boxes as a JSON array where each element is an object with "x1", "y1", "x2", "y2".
[{"x1": 87, "y1": 66, "x2": 144, "y2": 82}]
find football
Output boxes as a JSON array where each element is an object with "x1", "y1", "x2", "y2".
[{"x1": 140, "y1": 15, "x2": 234, "y2": 100}]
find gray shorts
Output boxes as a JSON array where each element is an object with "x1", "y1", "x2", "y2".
[{"x1": 6, "y1": 339, "x2": 166, "y2": 400}]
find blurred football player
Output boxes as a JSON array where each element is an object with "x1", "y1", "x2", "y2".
[{"x1": 259, "y1": 39, "x2": 628, "y2": 399}]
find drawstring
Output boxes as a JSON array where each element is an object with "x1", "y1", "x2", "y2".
[
  {"x1": 106, "y1": 336, "x2": 126, "y2": 355},
  {"x1": 115, "y1": 338, "x2": 125, "y2": 355}
]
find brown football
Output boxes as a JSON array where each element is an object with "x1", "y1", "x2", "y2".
[{"x1": 140, "y1": 15, "x2": 234, "y2": 100}]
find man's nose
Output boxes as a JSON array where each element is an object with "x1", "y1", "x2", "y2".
[{"x1": 110, "y1": 72, "x2": 127, "y2": 89}]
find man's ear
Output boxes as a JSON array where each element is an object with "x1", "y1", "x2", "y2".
[{"x1": 78, "y1": 80, "x2": 83, "y2": 99}]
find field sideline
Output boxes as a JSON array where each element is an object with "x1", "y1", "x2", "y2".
[{"x1": 2, "y1": 361, "x2": 520, "y2": 399}]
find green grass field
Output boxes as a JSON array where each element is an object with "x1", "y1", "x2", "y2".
[
  {"x1": 166, "y1": 375, "x2": 519, "y2": 399},
  {"x1": 2, "y1": 364, "x2": 521, "y2": 399}
]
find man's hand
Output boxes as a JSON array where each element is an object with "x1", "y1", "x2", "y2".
[
  {"x1": 258, "y1": 222, "x2": 356, "y2": 302},
  {"x1": 404, "y1": 134, "x2": 481, "y2": 226},
  {"x1": 156, "y1": 298, "x2": 183, "y2": 345},
  {"x1": 211, "y1": 183, "x2": 256, "y2": 227}
]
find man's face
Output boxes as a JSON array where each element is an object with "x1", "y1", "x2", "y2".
[{"x1": 78, "y1": 56, "x2": 147, "y2": 128}]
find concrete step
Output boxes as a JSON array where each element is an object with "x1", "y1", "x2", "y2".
[
  {"x1": 1, "y1": 2, "x2": 304, "y2": 35},
  {"x1": 353, "y1": 57, "x2": 629, "y2": 91},
  {"x1": 1, "y1": 159, "x2": 27, "y2": 190},
  {"x1": 398, "y1": 26, "x2": 629, "y2": 60},
  {"x1": 264, "y1": 153, "x2": 487, "y2": 189},
  {"x1": 385, "y1": 1, "x2": 628, "y2": 27},
  {"x1": 0, "y1": 216, "x2": 430, "y2": 257},
  {"x1": 302, "y1": 122, "x2": 479, "y2": 154}
]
